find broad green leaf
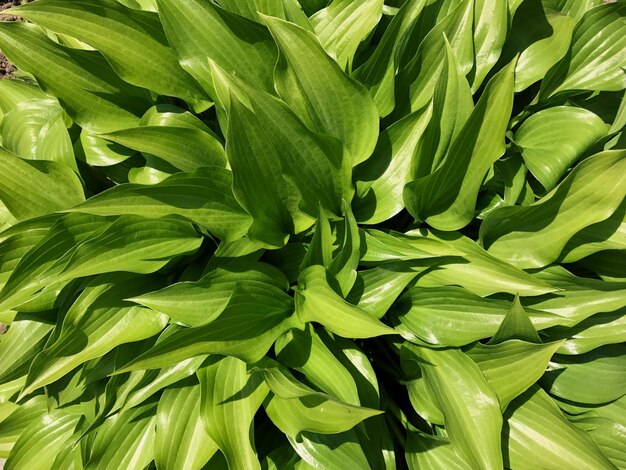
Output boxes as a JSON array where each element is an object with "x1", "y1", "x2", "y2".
[
  {"x1": 524, "y1": 266, "x2": 626, "y2": 324},
  {"x1": 5, "y1": 410, "x2": 80, "y2": 470},
  {"x1": 0, "y1": 313, "x2": 54, "y2": 383},
  {"x1": 392, "y1": 286, "x2": 564, "y2": 346},
  {"x1": 310, "y1": 0, "x2": 383, "y2": 70},
  {"x1": 79, "y1": 131, "x2": 137, "y2": 167},
  {"x1": 85, "y1": 401, "x2": 157, "y2": 470},
  {"x1": 265, "y1": 16, "x2": 379, "y2": 166},
  {"x1": 262, "y1": 365, "x2": 381, "y2": 436},
  {"x1": 130, "y1": 263, "x2": 287, "y2": 326},
  {"x1": 21, "y1": 275, "x2": 168, "y2": 396},
  {"x1": 481, "y1": 150, "x2": 626, "y2": 268},
  {"x1": 395, "y1": 0, "x2": 474, "y2": 114},
  {"x1": 353, "y1": 104, "x2": 432, "y2": 224},
  {"x1": 327, "y1": 201, "x2": 360, "y2": 296},
  {"x1": 467, "y1": 340, "x2": 562, "y2": 409},
  {"x1": 0, "y1": 99, "x2": 77, "y2": 172},
  {"x1": 66, "y1": 168, "x2": 252, "y2": 241},
  {"x1": 404, "y1": 344, "x2": 503, "y2": 470},
  {"x1": 0, "y1": 22, "x2": 152, "y2": 133},
  {"x1": 300, "y1": 207, "x2": 334, "y2": 270},
  {"x1": 506, "y1": 2, "x2": 575, "y2": 92},
  {"x1": 0, "y1": 147, "x2": 84, "y2": 221},
  {"x1": 546, "y1": 309, "x2": 626, "y2": 355},
  {"x1": 0, "y1": 396, "x2": 48, "y2": 457},
  {"x1": 406, "y1": 375, "x2": 444, "y2": 425},
  {"x1": 156, "y1": 0, "x2": 277, "y2": 95},
  {"x1": 198, "y1": 356, "x2": 268, "y2": 470},
  {"x1": 404, "y1": 59, "x2": 515, "y2": 230},
  {"x1": 540, "y1": 3, "x2": 626, "y2": 98},
  {"x1": 559, "y1": 200, "x2": 626, "y2": 262},
  {"x1": 0, "y1": 78, "x2": 47, "y2": 118},
  {"x1": 211, "y1": 64, "x2": 350, "y2": 226},
  {"x1": 353, "y1": 0, "x2": 427, "y2": 117},
  {"x1": 275, "y1": 326, "x2": 360, "y2": 405},
  {"x1": 116, "y1": 292, "x2": 296, "y2": 370},
  {"x1": 470, "y1": 0, "x2": 507, "y2": 91},
  {"x1": 295, "y1": 265, "x2": 396, "y2": 338},
  {"x1": 544, "y1": 344, "x2": 626, "y2": 404},
  {"x1": 406, "y1": 430, "x2": 471, "y2": 470},
  {"x1": 411, "y1": 37, "x2": 473, "y2": 179},
  {"x1": 549, "y1": 0, "x2": 604, "y2": 20},
  {"x1": 11, "y1": 0, "x2": 209, "y2": 110},
  {"x1": 514, "y1": 106, "x2": 609, "y2": 190},
  {"x1": 288, "y1": 430, "x2": 370, "y2": 470},
  {"x1": 504, "y1": 386, "x2": 614, "y2": 470},
  {"x1": 574, "y1": 415, "x2": 626, "y2": 470},
  {"x1": 406, "y1": 229, "x2": 556, "y2": 296},
  {"x1": 155, "y1": 379, "x2": 217, "y2": 470},
  {"x1": 489, "y1": 295, "x2": 542, "y2": 344}
]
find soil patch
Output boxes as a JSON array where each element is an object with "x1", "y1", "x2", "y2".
[{"x1": 0, "y1": 0, "x2": 24, "y2": 78}]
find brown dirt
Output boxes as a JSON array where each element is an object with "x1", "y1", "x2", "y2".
[{"x1": 0, "y1": 0, "x2": 24, "y2": 78}]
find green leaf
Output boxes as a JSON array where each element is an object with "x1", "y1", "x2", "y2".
[
  {"x1": 404, "y1": 58, "x2": 515, "y2": 230},
  {"x1": 514, "y1": 106, "x2": 609, "y2": 190},
  {"x1": 504, "y1": 386, "x2": 614, "y2": 470},
  {"x1": 470, "y1": 0, "x2": 507, "y2": 91},
  {"x1": 262, "y1": 364, "x2": 381, "y2": 436},
  {"x1": 0, "y1": 99, "x2": 77, "y2": 172},
  {"x1": 353, "y1": 104, "x2": 432, "y2": 224},
  {"x1": 156, "y1": 0, "x2": 277, "y2": 96},
  {"x1": 540, "y1": 3, "x2": 626, "y2": 99},
  {"x1": 406, "y1": 430, "x2": 471, "y2": 470},
  {"x1": 295, "y1": 265, "x2": 396, "y2": 339},
  {"x1": 86, "y1": 401, "x2": 157, "y2": 470},
  {"x1": 404, "y1": 344, "x2": 503, "y2": 470},
  {"x1": 481, "y1": 150, "x2": 626, "y2": 268},
  {"x1": 66, "y1": 168, "x2": 252, "y2": 241},
  {"x1": 288, "y1": 430, "x2": 370, "y2": 470},
  {"x1": 130, "y1": 263, "x2": 287, "y2": 327},
  {"x1": 543, "y1": 344, "x2": 626, "y2": 404},
  {"x1": 489, "y1": 295, "x2": 542, "y2": 344},
  {"x1": 0, "y1": 396, "x2": 48, "y2": 457},
  {"x1": 395, "y1": 0, "x2": 474, "y2": 114},
  {"x1": 467, "y1": 340, "x2": 562, "y2": 409},
  {"x1": 353, "y1": 0, "x2": 427, "y2": 117},
  {"x1": 155, "y1": 378, "x2": 218, "y2": 470},
  {"x1": 392, "y1": 286, "x2": 564, "y2": 346},
  {"x1": 327, "y1": 201, "x2": 360, "y2": 296},
  {"x1": 0, "y1": 22, "x2": 152, "y2": 133},
  {"x1": 310, "y1": 0, "x2": 383, "y2": 70},
  {"x1": 198, "y1": 356, "x2": 269, "y2": 470},
  {"x1": 0, "y1": 147, "x2": 84, "y2": 221},
  {"x1": 360, "y1": 229, "x2": 461, "y2": 264},
  {"x1": 21, "y1": 275, "x2": 168, "y2": 396},
  {"x1": 264, "y1": 16, "x2": 379, "y2": 166},
  {"x1": 11, "y1": 0, "x2": 209, "y2": 110},
  {"x1": 5, "y1": 410, "x2": 80, "y2": 470},
  {"x1": 0, "y1": 78, "x2": 47, "y2": 118}
]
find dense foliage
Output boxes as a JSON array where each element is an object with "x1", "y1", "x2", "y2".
[{"x1": 0, "y1": 0, "x2": 625, "y2": 468}]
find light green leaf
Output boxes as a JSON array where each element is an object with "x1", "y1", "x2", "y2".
[
  {"x1": 392, "y1": 286, "x2": 564, "y2": 346},
  {"x1": 295, "y1": 265, "x2": 396, "y2": 338},
  {"x1": 5, "y1": 410, "x2": 80, "y2": 470},
  {"x1": 489, "y1": 295, "x2": 542, "y2": 344},
  {"x1": 265, "y1": 15, "x2": 379, "y2": 166},
  {"x1": 11, "y1": 0, "x2": 209, "y2": 110},
  {"x1": 86, "y1": 401, "x2": 157, "y2": 470},
  {"x1": 198, "y1": 356, "x2": 268, "y2": 470},
  {"x1": 514, "y1": 106, "x2": 609, "y2": 190},
  {"x1": 0, "y1": 78, "x2": 47, "y2": 118},
  {"x1": 66, "y1": 168, "x2": 252, "y2": 241},
  {"x1": 0, "y1": 22, "x2": 151, "y2": 133},
  {"x1": 0, "y1": 147, "x2": 84, "y2": 221},
  {"x1": 540, "y1": 3, "x2": 626, "y2": 98},
  {"x1": 353, "y1": 0, "x2": 427, "y2": 117},
  {"x1": 467, "y1": 340, "x2": 562, "y2": 409},
  {"x1": 544, "y1": 344, "x2": 626, "y2": 404},
  {"x1": 406, "y1": 430, "x2": 471, "y2": 470},
  {"x1": 504, "y1": 386, "x2": 614, "y2": 469},
  {"x1": 360, "y1": 229, "x2": 461, "y2": 264},
  {"x1": 79, "y1": 131, "x2": 137, "y2": 167},
  {"x1": 404, "y1": 344, "x2": 503, "y2": 470},
  {"x1": 470, "y1": 0, "x2": 507, "y2": 91},
  {"x1": 155, "y1": 378, "x2": 218, "y2": 470},
  {"x1": 327, "y1": 201, "x2": 360, "y2": 296},
  {"x1": 288, "y1": 430, "x2": 370, "y2": 470},
  {"x1": 404, "y1": 59, "x2": 515, "y2": 230},
  {"x1": 21, "y1": 275, "x2": 168, "y2": 396},
  {"x1": 310, "y1": 0, "x2": 383, "y2": 70},
  {"x1": 0, "y1": 396, "x2": 48, "y2": 457},
  {"x1": 156, "y1": 0, "x2": 277, "y2": 96},
  {"x1": 481, "y1": 150, "x2": 626, "y2": 268},
  {"x1": 353, "y1": 104, "x2": 432, "y2": 224}
]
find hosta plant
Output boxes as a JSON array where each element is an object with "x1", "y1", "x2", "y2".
[{"x1": 0, "y1": 0, "x2": 625, "y2": 468}]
